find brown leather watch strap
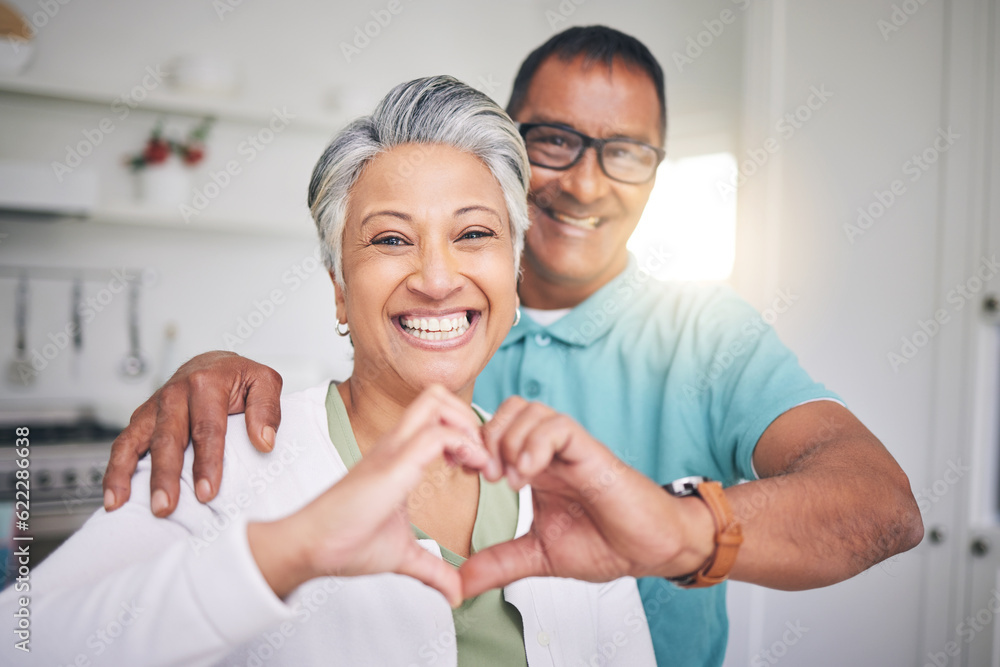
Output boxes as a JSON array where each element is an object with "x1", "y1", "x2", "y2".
[{"x1": 669, "y1": 480, "x2": 743, "y2": 588}]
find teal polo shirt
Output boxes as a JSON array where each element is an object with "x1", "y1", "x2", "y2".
[{"x1": 473, "y1": 256, "x2": 840, "y2": 667}]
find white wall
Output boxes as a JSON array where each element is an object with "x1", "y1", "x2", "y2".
[{"x1": 727, "y1": 1, "x2": 995, "y2": 665}]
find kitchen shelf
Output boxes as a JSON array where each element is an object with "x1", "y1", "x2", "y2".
[
  {"x1": 92, "y1": 202, "x2": 315, "y2": 238},
  {"x1": 0, "y1": 75, "x2": 343, "y2": 133}
]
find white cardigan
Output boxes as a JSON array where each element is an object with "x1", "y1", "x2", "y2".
[{"x1": 0, "y1": 384, "x2": 655, "y2": 666}]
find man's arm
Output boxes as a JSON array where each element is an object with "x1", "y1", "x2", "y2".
[
  {"x1": 103, "y1": 351, "x2": 283, "y2": 516},
  {"x1": 461, "y1": 397, "x2": 923, "y2": 596},
  {"x1": 726, "y1": 399, "x2": 923, "y2": 589}
]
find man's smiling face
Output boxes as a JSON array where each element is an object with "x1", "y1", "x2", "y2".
[{"x1": 512, "y1": 53, "x2": 663, "y2": 309}]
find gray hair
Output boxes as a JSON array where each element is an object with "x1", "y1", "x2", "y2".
[{"x1": 307, "y1": 75, "x2": 531, "y2": 290}]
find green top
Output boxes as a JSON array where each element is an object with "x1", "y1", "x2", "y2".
[{"x1": 324, "y1": 382, "x2": 526, "y2": 667}]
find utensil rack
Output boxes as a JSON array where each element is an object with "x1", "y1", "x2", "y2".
[{"x1": 0, "y1": 265, "x2": 153, "y2": 284}]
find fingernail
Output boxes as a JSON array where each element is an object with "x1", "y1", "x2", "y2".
[
  {"x1": 485, "y1": 459, "x2": 500, "y2": 480},
  {"x1": 262, "y1": 426, "x2": 276, "y2": 450},
  {"x1": 518, "y1": 452, "x2": 531, "y2": 472},
  {"x1": 151, "y1": 490, "x2": 169, "y2": 516},
  {"x1": 103, "y1": 489, "x2": 115, "y2": 511},
  {"x1": 195, "y1": 479, "x2": 212, "y2": 503}
]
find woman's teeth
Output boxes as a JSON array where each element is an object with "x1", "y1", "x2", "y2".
[
  {"x1": 551, "y1": 210, "x2": 600, "y2": 229},
  {"x1": 400, "y1": 313, "x2": 471, "y2": 341}
]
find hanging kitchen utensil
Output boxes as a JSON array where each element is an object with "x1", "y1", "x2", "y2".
[
  {"x1": 7, "y1": 272, "x2": 34, "y2": 386},
  {"x1": 71, "y1": 277, "x2": 83, "y2": 378},
  {"x1": 152, "y1": 322, "x2": 178, "y2": 389},
  {"x1": 120, "y1": 278, "x2": 147, "y2": 379}
]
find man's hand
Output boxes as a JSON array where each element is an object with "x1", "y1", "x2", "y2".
[
  {"x1": 103, "y1": 351, "x2": 283, "y2": 517},
  {"x1": 249, "y1": 385, "x2": 489, "y2": 606},
  {"x1": 460, "y1": 397, "x2": 716, "y2": 598}
]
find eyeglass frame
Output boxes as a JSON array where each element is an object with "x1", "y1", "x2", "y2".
[{"x1": 517, "y1": 122, "x2": 666, "y2": 184}]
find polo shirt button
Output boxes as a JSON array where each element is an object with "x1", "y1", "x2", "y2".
[
  {"x1": 537, "y1": 631, "x2": 551, "y2": 646},
  {"x1": 534, "y1": 333, "x2": 552, "y2": 347},
  {"x1": 525, "y1": 380, "x2": 541, "y2": 398}
]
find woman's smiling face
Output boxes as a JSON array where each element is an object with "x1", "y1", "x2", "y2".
[{"x1": 335, "y1": 143, "x2": 518, "y2": 401}]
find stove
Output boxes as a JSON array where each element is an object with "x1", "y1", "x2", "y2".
[
  {"x1": 0, "y1": 417, "x2": 122, "y2": 587},
  {"x1": 0, "y1": 419, "x2": 121, "y2": 511}
]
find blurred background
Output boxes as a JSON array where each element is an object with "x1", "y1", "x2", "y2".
[{"x1": 0, "y1": 0, "x2": 996, "y2": 664}]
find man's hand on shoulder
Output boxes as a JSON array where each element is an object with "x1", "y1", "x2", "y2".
[{"x1": 103, "y1": 351, "x2": 283, "y2": 517}]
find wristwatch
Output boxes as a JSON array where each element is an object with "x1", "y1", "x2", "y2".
[{"x1": 662, "y1": 476, "x2": 743, "y2": 588}]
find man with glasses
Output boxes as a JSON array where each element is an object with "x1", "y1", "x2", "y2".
[
  {"x1": 518, "y1": 123, "x2": 665, "y2": 187},
  {"x1": 102, "y1": 26, "x2": 922, "y2": 666}
]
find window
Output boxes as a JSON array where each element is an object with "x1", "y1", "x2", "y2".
[{"x1": 627, "y1": 152, "x2": 737, "y2": 281}]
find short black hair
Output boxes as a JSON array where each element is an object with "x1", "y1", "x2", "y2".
[{"x1": 506, "y1": 25, "x2": 666, "y2": 145}]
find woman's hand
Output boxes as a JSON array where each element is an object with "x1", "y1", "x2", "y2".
[
  {"x1": 248, "y1": 385, "x2": 489, "y2": 607},
  {"x1": 460, "y1": 397, "x2": 716, "y2": 598}
]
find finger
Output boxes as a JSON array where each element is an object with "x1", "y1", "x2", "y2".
[
  {"x1": 481, "y1": 395, "x2": 529, "y2": 454},
  {"x1": 351, "y1": 424, "x2": 484, "y2": 514},
  {"x1": 148, "y1": 387, "x2": 191, "y2": 517},
  {"x1": 495, "y1": 402, "x2": 555, "y2": 480},
  {"x1": 396, "y1": 543, "x2": 464, "y2": 608},
  {"x1": 387, "y1": 424, "x2": 490, "y2": 486},
  {"x1": 241, "y1": 364, "x2": 283, "y2": 453},
  {"x1": 393, "y1": 385, "x2": 483, "y2": 448},
  {"x1": 441, "y1": 435, "x2": 492, "y2": 472},
  {"x1": 515, "y1": 413, "x2": 577, "y2": 479},
  {"x1": 459, "y1": 534, "x2": 550, "y2": 599},
  {"x1": 480, "y1": 396, "x2": 531, "y2": 480},
  {"x1": 103, "y1": 400, "x2": 158, "y2": 510},
  {"x1": 420, "y1": 385, "x2": 485, "y2": 445},
  {"x1": 187, "y1": 376, "x2": 233, "y2": 503}
]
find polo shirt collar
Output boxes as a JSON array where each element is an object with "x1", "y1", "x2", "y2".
[{"x1": 501, "y1": 255, "x2": 640, "y2": 349}]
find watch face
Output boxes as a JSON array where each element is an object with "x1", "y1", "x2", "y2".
[{"x1": 665, "y1": 475, "x2": 712, "y2": 497}]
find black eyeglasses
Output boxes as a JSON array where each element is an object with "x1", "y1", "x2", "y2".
[{"x1": 518, "y1": 123, "x2": 665, "y2": 184}]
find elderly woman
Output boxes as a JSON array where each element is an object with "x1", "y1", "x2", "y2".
[{"x1": 0, "y1": 76, "x2": 655, "y2": 665}]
